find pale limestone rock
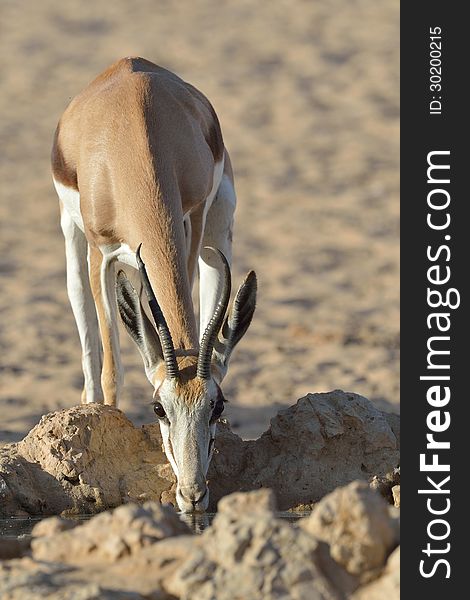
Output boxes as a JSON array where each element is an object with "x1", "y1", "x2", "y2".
[
  {"x1": 300, "y1": 480, "x2": 397, "y2": 581},
  {"x1": 210, "y1": 391, "x2": 399, "y2": 509},
  {"x1": 369, "y1": 466, "x2": 400, "y2": 505},
  {"x1": 31, "y1": 501, "x2": 191, "y2": 564},
  {"x1": 0, "y1": 404, "x2": 175, "y2": 516},
  {"x1": 31, "y1": 515, "x2": 78, "y2": 537},
  {"x1": 392, "y1": 485, "x2": 400, "y2": 508},
  {"x1": 352, "y1": 546, "x2": 400, "y2": 600},
  {"x1": 388, "y1": 506, "x2": 400, "y2": 548},
  {"x1": 0, "y1": 490, "x2": 401, "y2": 600},
  {"x1": 166, "y1": 489, "x2": 343, "y2": 600}
]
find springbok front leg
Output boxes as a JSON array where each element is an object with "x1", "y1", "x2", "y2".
[
  {"x1": 89, "y1": 245, "x2": 123, "y2": 405},
  {"x1": 93, "y1": 247, "x2": 124, "y2": 406},
  {"x1": 59, "y1": 202, "x2": 103, "y2": 403}
]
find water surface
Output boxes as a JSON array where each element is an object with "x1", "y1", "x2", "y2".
[
  {"x1": 0, "y1": 515, "x2": 91, "y2": 540},
  {"x1": 0, "y1": 511, "x2": 310, "y2": 539},
  {"x1": 179, "y1": 511, "x2": 309, "y2": 533}
]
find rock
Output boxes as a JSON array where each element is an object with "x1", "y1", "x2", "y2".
[
  {"x1": 0, "y1": 489, "x2": 400, "y2": 600},
  {"x1": 369, "y1": 466, "x2": 400, "y2": 505},
  {"x1": 387, "y1": 506, "x2": 400, "y2": 550},
  {"x1": 166, "y1": 489, "x2": 344, "y2": 600},
  {"x1": 352, "y1": 546, "x2": 400, "y2": 600},
  {"x1": 300, "y1": 480, "x2": 397, "y2": 582},
  {"x1": 0, "y1": 404, "x2": 176, "y2": 516},
  {"x1": 0, "y1": 502, "x2": 194, "y2": 600},
  {"x1": 288, "y1": 502, "x2": 316, "y2": 512},
  {"x1": 31, "y1": 515, "x2": 79, "y2": 538},
  {"x1": 0, "y1": 391, "x2": 399, "y2": 515},
  {"x1": 210, "y1": 390, "x2": 400, "y2": 509},
  {"x1": 31, "y1": 501, "x2": 192, "y2": 564},
  {"x1": 384, "y1": 413, "x2": 400, "y2": 448},
  {"x1": 0, "y1": 555, "x2": 170, "y2": 599},
  {"x1": 216, "y1": 486, "x2": 277, "y2": 515},
  {"x1": 392, "y1": 485, "x2": 400, "y2": 507}
]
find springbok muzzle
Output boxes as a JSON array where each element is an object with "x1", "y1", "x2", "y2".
[{"x1": 177, "y1": 481, "x2": 209, "y2": 513}]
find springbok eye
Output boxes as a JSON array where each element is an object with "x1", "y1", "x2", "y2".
[{"x1": 153, "y1": 402, "x2": 166, "y2": 419}]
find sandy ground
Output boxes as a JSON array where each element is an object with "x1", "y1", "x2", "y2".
[{"x1": 0, "y1": 0, "x2": 399, "y2": 443}]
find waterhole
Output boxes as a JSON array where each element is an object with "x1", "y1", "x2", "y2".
[{"x1": 0, "y1": 511, "x2": 310, "y2": 539}]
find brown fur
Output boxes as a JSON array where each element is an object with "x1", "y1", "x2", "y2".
[
  {"x1": 153, "y1": 355, "x2": 209, "y2": 406},
  {"x1": 89, "y1": 245, "x2": 117, "y2": 405},
  {"x1": 52, "y1": 57, "x2": 225, "y2": 352},
  {"x1": 51, "y1": 126, "x2": 78, "y2": 190}
]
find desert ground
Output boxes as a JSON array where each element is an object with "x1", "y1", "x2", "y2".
[{"x1": 0, "y1": 0, "x2": 399, "y2": 443}]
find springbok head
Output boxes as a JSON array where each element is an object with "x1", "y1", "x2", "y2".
[{"x1": 116, "y1": 246, "x2": 257, "y2": 512}]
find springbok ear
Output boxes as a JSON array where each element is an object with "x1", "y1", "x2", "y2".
[
  {"x1": 116, "y1": 270, "x2": 162, "y2": 382},
  {"x1": 212, "y1": 270, "x2": 257, "y2": 381}
]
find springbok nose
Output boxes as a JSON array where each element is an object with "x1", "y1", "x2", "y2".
[{"x1": 179, "y1": 484, "x2": 208, "y2": 505}]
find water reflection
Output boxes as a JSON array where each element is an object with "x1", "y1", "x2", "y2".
[
  {"x1": 0, "y1": 517, "x2": 43, "y2": 540},
  {"x1": 179, "y1": 512, "x2": 214, "y2": 533},
  {"x1": 0, "y1": 511, "x2": 310, "y2": 540},
  {"x1": 178, "y1": 510, "x2": 310, "y2": 532},
  {"x1": 0, "y1": 515, "x2": 90, "y2": 540}
]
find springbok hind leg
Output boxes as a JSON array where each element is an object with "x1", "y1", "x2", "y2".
[
  {"x1": 89, "y1": 246, "x2": 123, "y2": 406},
  {"x1": 60, "y1": 203, "x2": 103, "y2": 403}
]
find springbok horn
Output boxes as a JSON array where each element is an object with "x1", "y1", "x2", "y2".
[
  {"x1": 136, "y1": 244, "x2": 179, "y2": 380},
  {"x1": 197, "y1": 247, "x2": 231, "y2": 380}
]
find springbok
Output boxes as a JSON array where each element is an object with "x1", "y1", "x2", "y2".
[{"x1": 51, "y1": 57, "x2": 257, "y2": 512}]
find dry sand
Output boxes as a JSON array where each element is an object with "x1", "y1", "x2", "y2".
[{"x1": 0, "y1": 0, "x2": 399, "y2": 443}]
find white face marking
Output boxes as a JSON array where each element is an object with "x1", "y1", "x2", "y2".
[{"x1": 155, "y1": 378, "x2": 220, "y2": 513}]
